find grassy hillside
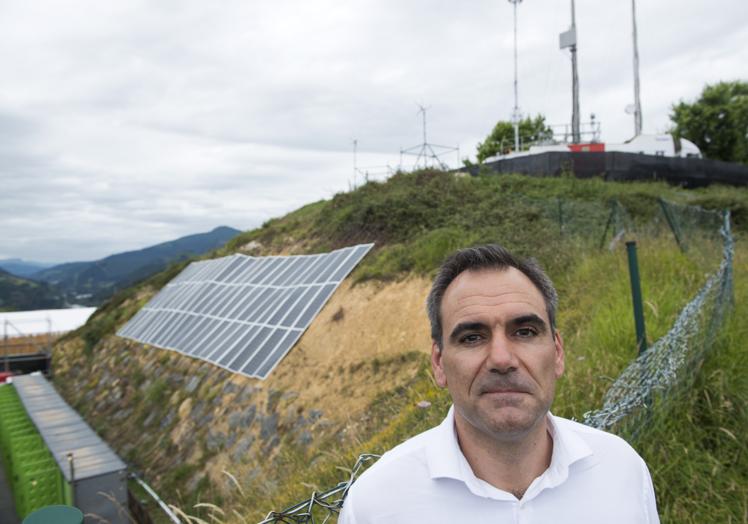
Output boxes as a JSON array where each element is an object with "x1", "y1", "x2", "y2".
[
  {"x1": 52, "y1": 170, "x2": 747, "y2": 523},
  {"x1": 0, "y1": 268, "x2": 64, "y2": 312}
]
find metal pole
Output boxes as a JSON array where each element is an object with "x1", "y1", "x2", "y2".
[
  {"x1": 67, "y1": 453, "x2": 76, "y2": 506},
  {"x1": 3, "y1": 320, "x2": 8, "y2": 373},
  {"x1": 46, "y1": 316, "x2": 52, "y2": 352},
  {"x1": 353, "y1": 139, "x2": 357, "y2": 189},
  {"x1": 626, "y1": 241, "x2": 648, "y2": 355},
  {"x1": 131, "y1": 473, "x2": 182, "y2": 524},
  {"x1": 508, "y1": 0, "x2": 522, "y2": 151},
  {"x1": 570, "y1": 0, "x2": 581, "y2": 143},
  {"x1": 599, "y1": 200, "x2": 617, "y2": 249},
  {"x1": 421, "y1": 106, "x2": 427, "y2": 145},
  {"x1": 657, "y1": 198, "x2": 686, "y2": 253},
  {"x1": 631, "y1": 0, "x2": 643, "y2": 136}
]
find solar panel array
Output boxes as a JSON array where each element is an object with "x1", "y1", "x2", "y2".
[{"x1": 117, "y1": 244, "x2": 373, "y2": 379}]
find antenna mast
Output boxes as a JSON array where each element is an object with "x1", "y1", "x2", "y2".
[
  {"x1": 559, "y1": 0, "x2": 580, "y2": 143},
  {"x1": 353, "y1": 139, "x2": 358, "y2": 188},
  {"x1": 400, "y1": 104, "x2": 459, "y2": 170},
  {"x1": 570, "y1": 0, "x2": 580, "y2": 143},
  {"x1": 419, "y1": 104, "x2": 428, "y2": 144},
  {"x1": 508, "y1": 0, "x2": 522, "y2": 152},
  {"x1": 631, "y1": 0, "x2": 643, "y2": 136}
]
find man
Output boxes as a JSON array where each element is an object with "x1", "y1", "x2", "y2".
[{"x1": 340, "y1": 244, "x2": 659, "y2": 523}]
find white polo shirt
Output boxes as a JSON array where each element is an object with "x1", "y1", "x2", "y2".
[{"x1": 340, "y1": 406, "x2": 659, "y2": 524}]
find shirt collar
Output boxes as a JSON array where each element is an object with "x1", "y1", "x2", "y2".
[
  {"x1": 425, "y1": 405, "x2": 594, "y2": 500},
  {"x1": 425, "y1": 405, "x2": 465, "y2": 480}
]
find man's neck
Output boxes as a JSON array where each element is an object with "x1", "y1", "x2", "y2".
[{"x1": 453, "y1": 412, "x2": 554, "y2": 499}]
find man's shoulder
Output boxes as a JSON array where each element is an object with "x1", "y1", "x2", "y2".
[
  {"x1": 552, "y1": 415, "x2": 646, "y2": 464},
  {"x1": 341, "y1": 426, "x2": 442, "y2": 523},
  {"x1": 356, "y1": 424, "x2": 439, "y2": 482}
]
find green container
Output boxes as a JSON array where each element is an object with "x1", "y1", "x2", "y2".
[
  {"x1": 1, "y1": 415, "x2": 32, "y2": 436},
  {"x1": 10, "y1": 435, "x2": 44, "y2": 459},
  {"x1": 16, "y1": 464, "x2": 62, "y2": 518},
  {"x1": 0, "y1": 385, "x2": 68, "y2": 519},
  {"x1": 13, "y1": 456, "x2": 58, "y2": 516}
]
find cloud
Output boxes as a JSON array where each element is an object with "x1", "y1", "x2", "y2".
[{"x1": 1, "y1": 0, "x2": 746, "y2": 262}]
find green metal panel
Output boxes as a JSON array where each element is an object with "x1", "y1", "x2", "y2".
[
  {"x1": 15, "y1": 460, "x2": 61, "y2": 518},
  {"x1": 0, "y1": 385, "x2": 69, "y2": 520}
]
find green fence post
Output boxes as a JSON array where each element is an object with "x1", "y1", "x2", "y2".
[
  {"x1": 657, "y1": 198, "x2": 686, "y2": 253},
  {"x1": 626, "y1": 241, "x2": 648, "y2": 355},
  {"x1": 599, "y1": 201, "x2": 616, "y2": 249}
]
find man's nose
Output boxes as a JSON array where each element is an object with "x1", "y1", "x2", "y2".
[{"x1": 486, "y1": 333, "x2": 518, "y2": 373}]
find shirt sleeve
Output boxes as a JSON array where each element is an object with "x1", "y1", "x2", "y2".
[{"x1": 640, "y1": 458, "x2": 660, "y2": 524}]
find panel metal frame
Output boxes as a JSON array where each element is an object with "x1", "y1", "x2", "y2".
[{"x1": 117, "y1": 244, "x2": 373, "y2": 379}]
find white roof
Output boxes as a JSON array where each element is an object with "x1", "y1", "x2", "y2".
[{"x1": 0, "y1": 307, "x2": 96, "y2": 338}]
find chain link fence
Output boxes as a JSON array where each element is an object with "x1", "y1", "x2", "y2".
[
  {"x1": 258, "y1": 200, "x2": 733, "y2": 524},
  {"x1": 583, "y1": 209, "x2": 733, "y2": 432},
  {"x1": 256, "y1": 454, "x2": 380, "y2": 524}
]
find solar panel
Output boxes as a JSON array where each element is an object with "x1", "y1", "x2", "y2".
[{"x1": 117, "y1": 244, "x2": 373, "y2": 379}]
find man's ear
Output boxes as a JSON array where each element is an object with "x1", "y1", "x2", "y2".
[
  {"x1": 553, "y1": 330, "x2": 565, "y2": 379},
  {"x1": 431, "y1": 340, "x2": 448, "y2": 388}
]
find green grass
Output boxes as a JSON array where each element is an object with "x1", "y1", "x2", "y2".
[
  {"x1": 634, "y1": 252, "x2": 748, "y2": 523},
  {"x1": 553, "y1": 238, "x2": 708, "y2": 420},
  {"x1": 239, "y1": 231, "x2": 744, "y2": 523},
  {"x1": 144, "y1": 379, "x2": 169, "y2": 404}
]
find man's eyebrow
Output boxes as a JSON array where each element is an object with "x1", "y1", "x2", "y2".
[
  {"x1": 509, "y1": 313, "x2": 548, "y2": 332},
  {"x1": 448, "y1": 322, "x2": 488, "y2": 343}
]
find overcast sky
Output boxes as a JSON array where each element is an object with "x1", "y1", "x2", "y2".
[{"x1": 1, "y1": 0, "x2": 746, "y2": 263}]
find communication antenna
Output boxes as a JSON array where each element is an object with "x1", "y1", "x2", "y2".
[
  {"x1": 559, "y1": 0, "x2": 580, "y2": 143},
  {"x1": 418, "y1": 104, "x2": 428, "y2": 144},
  {"x1": 508, "y1": 0, "x2": 523, "y2": 151},
  {"x1": 400, "y1": 104, "x2": 459, "y2": 170},
  {"x1": 631, "y1": 0, "x2": 643, "y2": 136}
]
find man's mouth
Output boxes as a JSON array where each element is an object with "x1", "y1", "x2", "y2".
[
  {"x1": 478, "y1": 381, "x2": 532, "y2": 395},
  {"x1": 482, "y1": 388, "x2": 527, "y2": 395}
]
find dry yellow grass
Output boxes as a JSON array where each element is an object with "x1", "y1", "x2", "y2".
[{"x1": 263, "y1": 277, "x2": 432, "y2": 420}]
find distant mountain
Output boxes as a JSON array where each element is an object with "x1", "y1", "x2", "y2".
[
  {"x1": 0, "y1": 258, "x2": 56, "y2": 278},
  {"x1": 0, "y1": 268, "x2": 65, "y2": 312},
  {"x1": 34, "y1": 226, "x2": 241, "y2": 305}
]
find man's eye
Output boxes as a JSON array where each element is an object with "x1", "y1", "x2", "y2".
[
  {"x1": 459, "y1": 333, "x2": 484, "y2": 344},
  {"x1": 515, "y1": 327, "x2": 537, "y2": 338}
]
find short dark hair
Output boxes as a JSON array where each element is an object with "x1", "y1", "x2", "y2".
[{"x1": 426, "y1": 244, "x2": 558, "y2": 349}]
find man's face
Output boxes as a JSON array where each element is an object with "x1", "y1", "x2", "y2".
[{"x1": 431, "y1": 267, "x2": 564, "y2": 442}]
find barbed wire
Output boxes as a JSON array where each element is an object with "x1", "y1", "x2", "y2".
[{"x1": 258, "y1": 201, "x2": 733, "y2": 524}]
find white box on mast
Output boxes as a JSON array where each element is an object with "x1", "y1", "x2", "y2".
[{"x1": 559, "y1": 28, "x2": 576, "y2": 49}]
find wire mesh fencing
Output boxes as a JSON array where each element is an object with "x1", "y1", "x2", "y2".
[
  {"x1": 257, "y1": 200, "x2": 733, "y2": 524},
  {"x1": 583, "y1": 209, "x2": 733, "y2": 432},
  {"x1": 256, "y1": 454, "x2": 380, "y2": 524}
]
